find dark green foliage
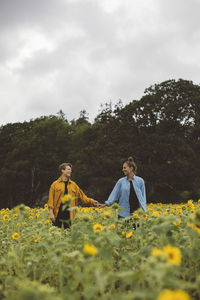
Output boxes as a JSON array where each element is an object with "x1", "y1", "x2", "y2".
[{"x1": 0, "y1": 79, "x2": 200, "y2": 208}]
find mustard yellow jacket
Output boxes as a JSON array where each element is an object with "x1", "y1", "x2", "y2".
[{"x1": 48, "y1": 176, "x2": 94, "y2": 220}]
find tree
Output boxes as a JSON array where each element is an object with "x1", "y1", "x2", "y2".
[{"x1": 0, "y1": 79, "x2": 199, "y2": 209}]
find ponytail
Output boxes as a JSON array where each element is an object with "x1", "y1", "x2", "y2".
[{"x1": 125, "y1": 156, "x2": 137, "y2": 173}]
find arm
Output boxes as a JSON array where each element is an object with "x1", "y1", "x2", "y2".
[
  {"x1": 48, "y1": 183, "x2": 55, "y2": 222},
  {"x1": 105, "y1": 180, "x2": 121, "y2": 206},
  {"x1": 139, "y1": 179, "x2": 147, "y2": 212},
  {"x1": 141, "y1": 179, "x2": 146, "y2": 203},
  {"x1": 77, "y1": 186, "x2": 94, "y2": 206}
]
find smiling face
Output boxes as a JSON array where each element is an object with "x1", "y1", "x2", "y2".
[
  {"x1": 122, "y1": 162, "x2": 134, "y2": 177},
  {"x1": 62, "y1": 165, "x2": 72, "y2": 178}
]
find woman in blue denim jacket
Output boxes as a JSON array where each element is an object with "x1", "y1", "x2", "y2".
[{"x1": 103, "y1": 157, "x2": 147, "y2": 220}]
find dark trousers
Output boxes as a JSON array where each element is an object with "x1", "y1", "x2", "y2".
[
  {"x1": 53, "y1": 218, "x2": 71, "y2": 229},
  {"x1": 53, "y1": 202, "x2": 71, "y2": 229}
]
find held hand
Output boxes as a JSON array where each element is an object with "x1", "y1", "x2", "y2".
[
  {"x1": 93, "y1": 200, "x2": 107, "y2": 208},
  {"x1": 93, "y1": 200, "x2": 104, "y2": 208},
  {"x1": 93, "y1": 200, "x2": 100, "y2": 207}
]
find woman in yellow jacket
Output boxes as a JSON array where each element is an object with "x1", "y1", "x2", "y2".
[{"x1": 48, "y1": 162, "x2": 100, "y2": 228}]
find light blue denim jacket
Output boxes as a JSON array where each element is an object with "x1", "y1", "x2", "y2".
[{"x1": 105, "y1": 175, "x2": 147, "y2": 217}]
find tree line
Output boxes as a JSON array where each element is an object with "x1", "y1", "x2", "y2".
[{"x1": 0, "y1": 79, "x2": 200, "y2": 209}]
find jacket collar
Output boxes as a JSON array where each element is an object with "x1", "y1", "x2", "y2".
[
  {"x1": 126, "y1": 175, "x2": 135, "y2": 181},
  {"x1": 57, "y1": 176, "x2": 72, "y2": 184}
]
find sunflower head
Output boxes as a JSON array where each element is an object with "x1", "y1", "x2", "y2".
[
  {"x1": 157, "y1": 289, "x2": 190, "y2": 300},
  {"x1": 12, "y1": 232, "x2": 19, "y2": 240},
  {"x1": 83, "y1": 243, "x2": 98, "y2": 256},
  {"x1": 126, "y1": 231, "x2": 133, "y2": 239},
  {"x1": 3, "y1": 214, "x2": 9, "y2": 221},
  {"x1": 93, "y1": 223, "x2": 103, "y2": 232},
  {"x1": 163, "y1": 245, "x2": 182, "y2": 265},
  {"x1": 62, "y1": 194, "x2": 73, "y2": 205},
  {"x1": 133, "y1": 213, "x2": 140, "y2": 219}
]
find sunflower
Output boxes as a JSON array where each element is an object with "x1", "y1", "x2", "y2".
[
  {"x1": 187, "y1": 200, "x2": 194, "y2": 209},
  {"x1": 189, "y1": 223, "x2": 200, "y2": 234},
  {"x1": 12, "y1": 232, "x2": 19, "y2": 240},
  {"x1": 133, "y1": 213, "x2": 140, "y2": 219},
  {"x1": 109, "y1": 224, "x2": 115, "y2": 229},
  {"x1": 34, "y1": 237, "x2": 40, "y2": 243},
  {"x1": 163, "y1": 245, "x2": 181, "y2": 265},
  {"x1": 126, "y1": 231, "x2": 133, "y2": 239},
  {"x1": 176, "y1": 209, "x2": 182, "y2": 215},
  {"x1": 93, "y1": 223, "x2": 103, "y2": 232},
  {"x1": 3, "y1": 214, "x2": 9, "y2": 221},
  {"x1": 83, "y1": 243, "x2": 98, "y2": 255},
  {"x1": 157, "y1": 289, "x2": 190, "y2": 300},
  {"x1": 173, "y1": 218, "x2": 181, "y2": 226},
  {"x1": 194, "y1": 225, "x2": 200, "y2": 233},
  {"x1": 142, "y1": 213, "x2": 148, "y2": 220},
  {"x1": 152, "y1": 211, "x2": 160, "y2": 217},
  {"x1": 62, "y1": 194, "x2": 72, "y2": 205},
  {"x1": 152, "y1": 248, "x2": 167, "y2": 258}
]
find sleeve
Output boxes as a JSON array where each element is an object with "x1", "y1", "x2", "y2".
[
  {"x1": 48, "y1": 183, "x2": 55, "y2": 209},
  {"x1": 140, "y1": 179, "x2": 147, "y2": 211},
  {"x1": 141, "y1": 179, "x2": 146, "y2": 203},
  {"x1": 105, "y1": 180, "x2": 121, "y2": 206},
  {"x1": 77, "y1": 186, "x2": 94, "y2": 206}
]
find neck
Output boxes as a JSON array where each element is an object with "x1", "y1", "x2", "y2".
[
  {"x1": 128, "y1": 172, "x2": 134, "y2": 180},
  {"x1": 61, "y1": 175, "x2": 69, "y2": 181}
]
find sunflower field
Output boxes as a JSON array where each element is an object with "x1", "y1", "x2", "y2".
[{"x1": 0, "y1": 200, "x2": 200, "y2": 300}]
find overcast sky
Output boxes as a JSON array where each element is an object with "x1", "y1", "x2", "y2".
[{"x1": 0, "y1": 0, "x2": 200, "y2": 125}]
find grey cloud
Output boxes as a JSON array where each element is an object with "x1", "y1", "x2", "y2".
[{"x1": 0, "y1": 0, "x2": 200, "y2": 125}]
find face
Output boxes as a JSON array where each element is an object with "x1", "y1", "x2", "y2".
[
  {"x1": 62, "y1": 165, "x2": 72, "y2": 178},
  {"x1": 122, "y1": 163, "x2": 133, "y2": 176}
]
